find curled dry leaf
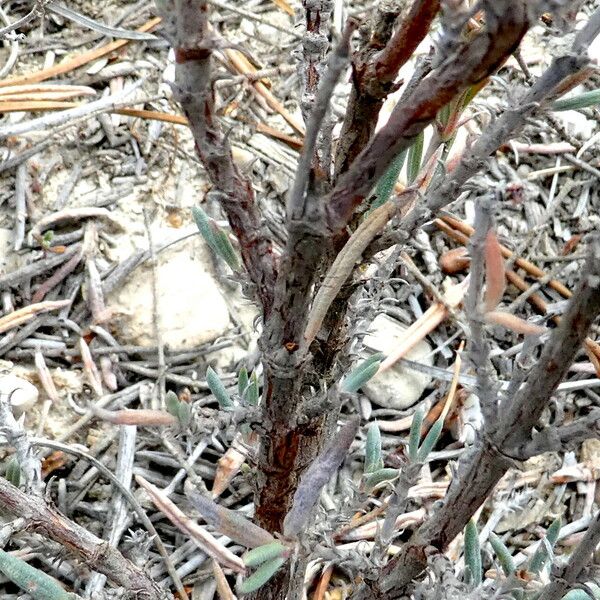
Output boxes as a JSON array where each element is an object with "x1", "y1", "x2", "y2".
[
  {"x1": 440, "y1": 247, "x2": 471, "y2": 274},
  {"x1": 484, "y1": 311, "x2": 546, "y2": 336},
  {"x1": 484, "y1": 229, "x2": 506, "y2": 313},
  {"x1": 212, "y1": 432, "x2": 259, "y2": 498}
]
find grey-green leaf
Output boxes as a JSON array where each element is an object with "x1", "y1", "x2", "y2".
[
  {"x1": 238, "y1": 367, "x2": 249, "y2": 398},
  {"x1": 364, "y1": 422, "x2": 383, "y2": 474},
  {"x1": 364, "y1": 468, "x2": 399, "y2": 490},
  {"x1": 5, "y1": 457, "x2": 21, "y2": 487},
  {"x1": 529, "y1": 517, "x2": 561, "y2": 574},
  {"x1": 552, "y1": 89, "x2": 600, "y2": 112},
  {"x1": 417, "y1": 417, "x2": 443, "y2": 462},
  {"x1": 408, "y1": 406, "x2": 425, "y2": 462},
  {"x1": 239, "y1": 557, "x2": 286, "y2": 595},
  {"x1": 342, "y1": 353, "x2": 384, "y2": 393},
  {"x1": 369, "y1": 150, "x2": 407, "y2": 212},
  {"x1": 192, "y1": 206, "x2": 239, "y2": 271},
  {"x1": 489, "y1": 532, "x2": 515, "y2": 576},
  {"x1": 206, "y1": 366, "x2": 234, "y2": 409},
  {"x1": 243, "y1": 542, "x2": 286, "y2": 567},
  {"x1": 464, "y1": 519, "x2": 482, "y2": 587},
  {"x1": 0, "y1": 548, "x2": 80, "y2": 600},
  {"x1": 407, "y1": 130, "x2": 424, "y2": 184}
]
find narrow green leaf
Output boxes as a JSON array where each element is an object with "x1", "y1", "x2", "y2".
[
  {"x1": 246, "y1": 372, "x2": 260, "y2": 406},
  {"x1": 563, "y1": 583, "x2": 600, "y2": 600},
  {"x1": 192, "y1": 206, "x2": 239, "y2": 271},
  {"x1": 552, "y1": 89, "x2": 600, "y2": 112},
  {"x1": 206, "y1": 366, "x2": 234, "y2": 409},
  {"x1": 243, "y1": 542, "x2": 286, "y2": 567},
  {"x1": 529, "y1": 517, "x2": 561, "y2": 574},
  {"x1": 238, "y1": 557, "x2": 286, "y2": 595},
  {"x1": 238, "y1": 367, "x2": 249, "y2": 398},
  {"x1": 364, "y1": 422, "x2": 383, "y2": 474},
  {"x1": 0, "y1": 549, "x2": 79, "y2": 600},
  {"x1": 406, "y1": 130, "x2": 424, "y2": 184},
  {"x1": 408, "y1": 406, "x2": 425, "y2": 462},
  {"x1": 165, "y1": 390, "x2": 180, "y2": 417},
  {"x1": 489, "y1": 532, "x2": 515, "y2": 575},
  {"x1": 417, "y1": 417, "x2": 443, "y2": 462},
  {"x1": 177, "y1": 402, "x2": 191, "y2": 427},
  {"x1": 464, "y1": 519, "x2": 482, "y2": 587},
  {"x1": 563, "y1": 591, "x2": 594, "y2": 600},
  {"x1": 364, "y1": 468, "x2": 399, "y2": 490},
  {"x1": 209, "y1": 221, "x2": 240, "y2": 271},
  {"x1": 369, "y1": 150, "x2": 407, "y2": 212},
  {"x1": 5, "y1": 457, "x2": 21, "y2": 488},
  {"x1": 342, "y1": 353, "x2": 384, "y2": 393}
]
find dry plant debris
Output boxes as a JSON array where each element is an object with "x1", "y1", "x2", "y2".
[{"x1": 1, "y1": 1, "x2": 600, "y2": 600}]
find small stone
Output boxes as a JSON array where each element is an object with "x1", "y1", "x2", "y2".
[
  {"x1": 107, "y1": 227, "x2": 231, "y2": 348},
  {"x1": 361, "y1": 314, "x2": 434, "y2": 410},
  {"x1": 0, "y1": 375, "x2": 39, "y2": 414}
]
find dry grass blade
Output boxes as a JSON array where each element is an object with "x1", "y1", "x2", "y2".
[
  {"x1": 212, "y1": 559, "x2": 237, "y2": 600},
  {"x1": 135, "y1": 475, "x2": 246, "y2": 573},
  {"x1": 484, "y1": 311, "x2": 547, "y2": 336},
  {"x1": 223, "y1": 46, "x2": 305, "y2": 136},
  {"x1": 212, "y1": 432, "x2": 259, "y2": 498},
  {"x1": 0, "y1": 300, "x2": 70, "y2": 334},
  {"x1": 0, "y1": 84, "x2": 96, "y2": 101},
  {"x1": 91, "y1": 407, "x2": 178, "y2": 426},
  {"x1": 270, "y1": 0, "x2": 294, "y2": 16},
  {"x1": 0, "y1": 17, "x2": 161, "y2": 88},
  {"x1": 378, "y1": 279, "x2": 468, "y2": 373}
]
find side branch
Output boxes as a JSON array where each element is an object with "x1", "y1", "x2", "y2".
[
  {"x1": 354, "y1": 240, "x2": 600, "y2": 598},
  {"x1": 334, "y1": 0, "x2": 440, "y2": 176},
  {"x1": 328, "y1": 0, "x2": 531, "y2": 231},
  {"x1": 172, "y1": 0, "x2": 277, "y2": 315}
]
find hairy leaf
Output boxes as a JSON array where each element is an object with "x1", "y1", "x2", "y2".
[
  {"x1": 407, "y1": 130, "x2": 425, "y2": 184},
  {"x1": 464, "y1": 519, "x2": 482, "y2": 586},
  {"x1": 206, "y1": 366, "x2": 234, "y2": 409},
  {"x1": 0, "y1": 548, "x2": 80, "y2": 600},
  {"x1": 417, "y1": 417, "x2": 443, "y2": 462},
  {"x1": 489, "y1": 532, "x2": 515, "y2": 575},
  {"x1": 243, "y1": 542, "x2": 287, "y2": 567},
  {"x1": 342, "y1": 353, "x2": 384, "y2": 393},
  {"x1": 238, "y1": 557, "x2": 286, "y2": 595},
  {"x1": 364, "y1": 468, "x2": 399, "y2": 490},
  {"x1": 530, "y1": 517, "x2": 561, "y2": 574},
  {"x1": 409, "y1": 406, "x2": 425, "y2": 462},
  {"x1": 364, "y1": 422, "x2": 383, "y2": 474}
]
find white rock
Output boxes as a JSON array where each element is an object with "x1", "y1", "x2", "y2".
[
  {"x1": 361, "y1": 314, "x2": 433, "y2": 410},
  {"x1": 107, "y1": 227, "x2": 231, "y2": 348},
  {"x1": 0, "y1": 374, "x2": 39, "y2": 414}
]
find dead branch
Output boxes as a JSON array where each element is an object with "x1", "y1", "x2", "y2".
[{"x1": 0, "y1": 478, "x2": 169, "y2": 599}]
